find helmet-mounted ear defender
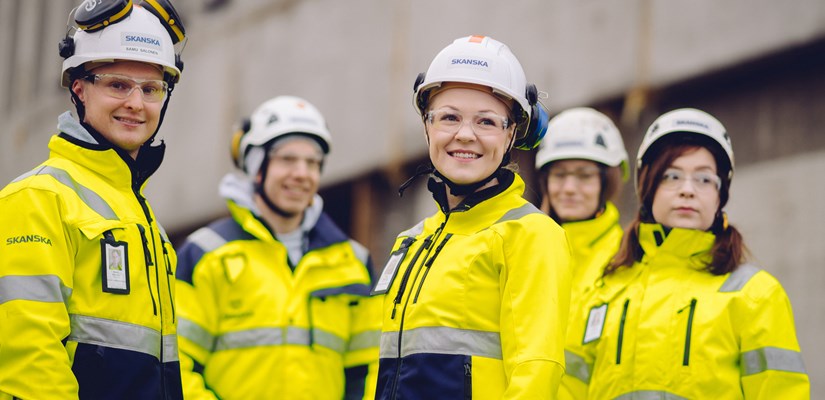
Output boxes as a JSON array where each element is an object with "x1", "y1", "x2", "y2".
[
  {"x1": 413, "y1": 72, "x2": 549, "y2": 151},
  {"x1": 59, "y1": 0, "x2": 186, "y2": 72},
  {"x1": 230, "y1": 117, "x2": 252, "y2": 170}
]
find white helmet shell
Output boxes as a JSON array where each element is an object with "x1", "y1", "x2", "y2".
[
  {"x1": 238, "y1": 96, "x2": 332, "y2": 179},
  {"x1": 414, "y1": 35, "x2": 530, "y2": 119},
  {"x1": 638, "y1": 108, "x2": 734, "y2": 179},
  {"x1": 535, "y1": 107, "x2": 629, "y2": 180},
  {"x1": 61, "y1": 6, "x2": 181, "y2": 87}
]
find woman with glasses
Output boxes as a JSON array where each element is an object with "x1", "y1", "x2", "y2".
[
  {"x1": 561, "y1": 108, "x2": 810, "y2": 399},
  {"x1": 0, "y1": 1, "x2": 187, "y2": 398},
  {"x1": 532, "y1": 108, "x2": 631, "y2": 398},
  {"x1": 373, "y1": 35, "x2": 571, "y2": 399}
]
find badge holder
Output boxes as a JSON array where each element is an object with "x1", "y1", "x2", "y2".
[{"x1": 101, "y1": 231, "x2": 130, "y2": 294}]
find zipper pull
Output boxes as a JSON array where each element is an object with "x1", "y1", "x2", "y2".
[{"x1": 136, "y1": 224, "x2": 153, "y2": 266}]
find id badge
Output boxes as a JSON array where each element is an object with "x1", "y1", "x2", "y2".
[
  {"x1": 583, "y1": 303, "x2": 607, "y2": 344},
  {"x1": 371, "y1": 246, "x2": 410, "y2": 295},
  {"x1": 101, "y1": 230, "x2": 130, "y2": 294}
]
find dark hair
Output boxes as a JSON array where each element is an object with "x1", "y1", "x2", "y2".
[
  {"x1": 538, "y1": 162, "x2": 623, "y2": 223},
  {"x1": 606, "y1": 142, "x2": 747, "y2": 276}
]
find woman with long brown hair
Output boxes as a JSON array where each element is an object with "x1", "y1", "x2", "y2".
[{"x1": 561, "y1": 108, "x2": 809, "y2": 399}]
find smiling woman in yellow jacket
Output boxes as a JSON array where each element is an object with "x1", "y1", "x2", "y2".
[
  {"x1": 373, "y1": 35, "x2": 571, "y2": 399},
  {"x1": 562, "y1": 108, "x2": 809, "y2": 399}
]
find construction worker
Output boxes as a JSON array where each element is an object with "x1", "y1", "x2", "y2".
[
  {"x1": 175, "y1": 95, "x2": 381, "y2": 399},
  {"x1": 373, "y1": 35, "x2": 571, "y2": 399},
  {"x1": 533, "y1": 108, "x2": 630, "y2": 399},
  {"x1": 0, "y1": 0, "x2": 187, "y2": 399},
  {"x1": 562, "y1": 108, "x2": 810, "y2": 398}
]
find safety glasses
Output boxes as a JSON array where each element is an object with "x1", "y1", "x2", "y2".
[{"x1": 84, "y1": 73, "x2": 169, "y2": 103}]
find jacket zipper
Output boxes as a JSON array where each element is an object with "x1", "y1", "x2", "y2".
[
  {"x1": 616, "y1": 299, "x2": 629, "y2": 364},
  {"x1": 680, "y1": 298, "x2": 697, "y2": 366},
  {"x1": 464, "y1": 360, "x2": 472, "y2": 400},
  {"x1": 161, "y1": 239, "x2": 175, "y2": 323},
  {"x1": 413, "y1": 233, "x2": 452, "y2": 303},
  {"x1": 137, "y1": 224, "x2": 158, "y2": 315},
  {"x1": 390, "y1": 235, "x2": 433, "y2": 319}
]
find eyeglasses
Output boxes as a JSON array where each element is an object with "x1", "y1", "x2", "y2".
[
  {"x1": 269, "y1": 153, "x2": 324, "y2": 173},
  {"x1": 425, "y1": 109, "x2": 510, "y2": 136},
  {"x1": 659, "y1": 169, "x2": 721, "y2": 192},
  {"x1": 84, "y1": 73, "x2": 169, "y2": 103},
  {"x1": 548, "y1": 168, "x2": 601, "y2": 186}
]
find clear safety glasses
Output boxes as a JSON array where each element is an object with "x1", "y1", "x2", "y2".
[
  {"x1": 659, "y1": 169, "x2": 721, "y2": 192},
  {"x1": 425, "y1": 109, "x2": 510, "y2": 136},
  {"x1": 548, "y1": 167, "x2": 601, "y2": 186},
  {"x1": 84, "y1": 73, "x2": 169, "y2": 103}
]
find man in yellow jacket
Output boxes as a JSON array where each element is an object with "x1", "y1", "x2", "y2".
[
  {"x1": 175, "y1": 96, "x2": 381, "y2": 399},
  {"x1": 0, "y1": 1, "x2": 187, "y2": 399}
]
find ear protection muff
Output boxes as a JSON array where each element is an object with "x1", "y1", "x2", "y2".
[
  {"x1": 513, "y1": 83, "x2": 549, "y2": 150},
  {"x1": 140, "y1": 0, "x2": 186, "y2": 44},
  {"x1": 230, "y1": 117, "x2": 251, "y2": 170}
]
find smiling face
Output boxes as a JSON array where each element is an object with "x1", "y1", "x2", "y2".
[
  {"x1": 651, "y1": 147, "x2": 720, "y2": 231},
  {"x1": 547, "y1": 159, "x2": 602, "y2": 222},
  {"x1": 257, "y1": 137, "x2": 323, "y2": 219},
  {"x1": 71, "y1": 61, "x2": 164, "y2": 159},
  {"x1": 425, "y1": 85, "x2": 514, "y2": 186}
]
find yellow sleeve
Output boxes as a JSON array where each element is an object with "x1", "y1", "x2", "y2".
[
  {"x1": 344, "y1": 293, "x2": 382, "y2": 400},
  {"x1": 0, "y1": 187, "x2": 78, "y2": 399},
  {"x1": 500, "y1": 216, "x2": 572, "y2": 399},
  {"x1": 738, "y1": 274, "x2": 810, "y2": 399},
  {"x1": 175, "y1": 252, "x2": 221, "y2": 400}
]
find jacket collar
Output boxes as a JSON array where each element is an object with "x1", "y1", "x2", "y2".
[
  {"x1": 55, "y1": 111, "x2": 165, "y2": 191},
  {"x1": 563, "y1": 201, "x2": 621, "y2": 252},
  {"x1": 428, "y1": 169, "x2": 516, "y2": 214},
  {"x1": 638, "y1": 223, "x2": 715, "y2": 268}
]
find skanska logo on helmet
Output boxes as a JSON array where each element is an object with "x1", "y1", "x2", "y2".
[
  {"x1": 122, "y1": 33, "x2": 162, "y2": 55},
  {"x1": 451, "y1": 58, "x2": 489, "y2": 68}
]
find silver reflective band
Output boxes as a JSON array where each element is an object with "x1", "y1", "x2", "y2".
[
  {"x1": 348, "y1": 329, "x2": 381, "y2": 352},
  {"x1": 494, "y1": 202, "x2": 542, "y2": 225},
  {"x1": 719, "y1": 264, "x2": 760, "y2": 292},
  {"x1": 0, "y1": 275, "x2": 72, "y2": 306},
  {"x1": 69, "y1": 314, "x2": 177, "y2": 361},
  {"x1": 349, "y1": 239, "x2": 370, "y2": 266},
  {"x1": 178, "y1": 318, "x2": 215, "y2": 352},
  {"x1": 564, "y1": 350, "x2": 592, "y2": 384},
  {"x1": 214, "y1": 326, "x2": 347, "y2": 354},
  {"x1": 13, "y1": 166, "x2": 119, "y2": 221},
  {"x1": 614, "y1": 391, "x2": 689, "y2": 400},
  {"x1": 188, "y1": 227, "x2": 227, "y2": 253},
  {"x1": 741, "y1": 346, "x2": 807, "y2": 376},
  {"x1": 380, "y1": 327, "x2": 502, "y2": 359},
  {"x1": 398, "y1": 220, "x2": 425, "y2": 239}
]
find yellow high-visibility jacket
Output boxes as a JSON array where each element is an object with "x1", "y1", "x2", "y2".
[
  {"x1": 374, "y1": 171, "x2": 572, "y2": 399},
  {"x1": 563, "y1": 223, "x2": 810, "y2": 399},
  {"x1": 175, "y1": 199, "x2": 381, "y2": 400},
  {"x1": 0, "y1": 112, "x2": 181, "y2": 400}
]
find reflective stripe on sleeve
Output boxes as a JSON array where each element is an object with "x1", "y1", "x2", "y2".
[
  {"x1": 69, "y1": 314, "x2": 177, "y2": 361},
  {"x1": 214, "y1": 326, "x2": 347, "y2": 354},
  {"x1": 741, "y1": 346, "x2": 807, "y2": 376},
  {"x1": 348, "y1": 329, "x2": 381, "y2": 352},
  {"x1": 0, "y1": 275, "x2": 72, "y2": 306},
  {"x1": 718, "y1": 264, "x2": 760, "y2": 292},
  {"x1": 177, "y1": 317, "x2": 216, "y2": 352},
  {"x1": 188, "y1": 227, "x2": 227, "y2": 253},
  {"x1": 349, "y1": 239, "x2": 370, "y2": 266},
  {"x1": 15, "y1": 166, "x2": 118, "y2": 220},
  {"x1": 379, "y1": 327, "x2": 502, "y2": 359},
  {"x1": 614, "y1": 391, "x2": 689, "y2": 400},
  {"x1": 565, "y1": 350, "x2": 592, "y2": 384}
]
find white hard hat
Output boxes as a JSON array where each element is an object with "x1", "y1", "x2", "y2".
[
  {"x1": 414, "y1": 35, "x2": 530, "y2": 119},
  {"x1": 233, "y1": 96, "x2": 332, "y2": 178},
  {"x1": 535, "y1": 107, "x2": 629, "y2": 180},
  {"x1": 638, "y1": 108, "x2": 734, "y2": 179},
  {"x1": 61, "y1": 5, "x2": 182, "y2": 87}
]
